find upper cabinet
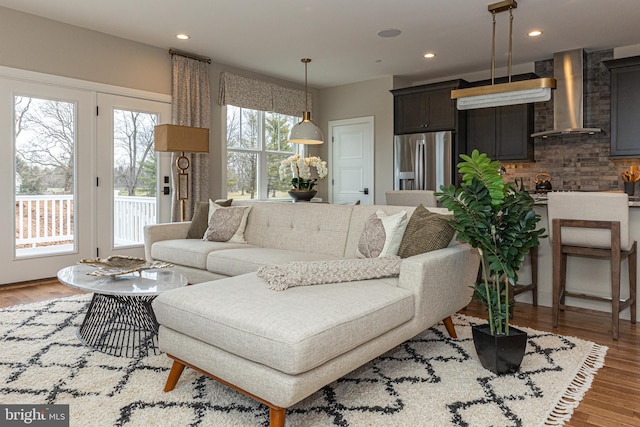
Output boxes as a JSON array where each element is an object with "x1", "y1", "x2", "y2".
[
  {"x1": 463, "y1": 73, "x2": 537, "y2": 162},
  {"x1": 466, "y1": 104, "x2": 534, "y2": 161},
  {"x1": 604, "y1": 56, "x2": 640, "y2": 158},
  {"x1": 391, "y1": 80, "x2": 465, "y2": 134}
]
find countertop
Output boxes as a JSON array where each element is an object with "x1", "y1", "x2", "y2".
[{"x1": 531, "y1": 193, "x2": 640, "y2": 207}]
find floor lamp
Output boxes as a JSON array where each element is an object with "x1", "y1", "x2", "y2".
[{"x1": 154, "y1": 124, "x2": 210, "y2": 221}]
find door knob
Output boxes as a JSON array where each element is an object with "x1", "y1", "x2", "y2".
[{"x1": 359, "y1": 188, "x2": 369, "y2": 195}]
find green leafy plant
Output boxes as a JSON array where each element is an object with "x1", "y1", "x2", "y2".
[{"x1": 436, "y1": 150, "x2": 545, "y2": 335}]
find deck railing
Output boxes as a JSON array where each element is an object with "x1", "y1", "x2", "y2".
[
  {"x1": 113, "y1": 196, "x2": 157, "y2": 245},
  {"x1": 15, "y1": 195, "x2": 156, "y2": 249}
]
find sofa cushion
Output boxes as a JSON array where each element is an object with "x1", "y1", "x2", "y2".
[
  {"x1": 356, "y1": 210, "x2": 408, "y2": 258},
  {"x1": 187, "y1": 199, "x2": 233, "y2": 239},
  {"x1": 207, "y1": 247, "x2": 341, "y2": 276},
  {"x1": 397, "y1": 204, "x2": 455, "y2": 258},
  {"x1": 204, "y1": 203, "x2": 251, "y2": 243},
  {"x1": 234, "y1": 201, "x2": 353, "y2": 257},
  {"x1": 153, "y1": 273, "x2": 415, "y2": 375},
  {"x1": 152, "y1": 239, "x2": 253, "y2": 269}
]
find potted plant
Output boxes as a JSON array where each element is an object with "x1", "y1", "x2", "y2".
[
  {"x1": 436, "y1": 150, "x2": 545, "y2": 374},
  {"x1": 279, "y1": 153, "x2": 328, "y2": 202}
]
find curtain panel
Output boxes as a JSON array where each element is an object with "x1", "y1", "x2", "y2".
[
  {"x1": 219, "y1": 72, "x2": 311, "y2": 117},
  {"x1": 171, "y1": 54, "x2": 211, "y2": 222}
]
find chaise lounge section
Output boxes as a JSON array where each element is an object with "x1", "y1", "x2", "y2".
[{"x1": 146, "y1": 201, "x2": 479, "y2": 426}]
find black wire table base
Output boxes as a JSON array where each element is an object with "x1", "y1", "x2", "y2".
[{"x1": 78, "y1": 293, "x2": 160, "y2": 358}]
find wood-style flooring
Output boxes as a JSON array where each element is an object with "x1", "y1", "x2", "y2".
[{"x1": 1, "y1": 279, "x2": 638, "y2": 426}]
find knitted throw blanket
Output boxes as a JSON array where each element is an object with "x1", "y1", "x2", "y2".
[{"x1": 257, "y1": 256, "x2": 402, "y2": 291}]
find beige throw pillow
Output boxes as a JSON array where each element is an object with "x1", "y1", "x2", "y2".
[
  {"x1": 356, "y1": 210, "x2": 408, "y2": 258},
  {"x1": 397, "y1": 204, "x2": 455, "y2": 258},
  {"x1": 203, "y1": 203, "x2": 251, "y2": 243},
  {"x1": 186, "y1": 199, "x2": 233, "y2": 239}
]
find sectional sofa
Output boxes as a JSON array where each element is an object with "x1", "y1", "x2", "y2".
[{"x1": 145, "y1": 201, "x2": 479, "y2": 427}]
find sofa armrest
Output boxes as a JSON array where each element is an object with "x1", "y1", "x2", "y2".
[
  {"x1": 398, "y1": 244, "x2": 480, "y2": 329},
  {"x1": 143, "y1": 222, "x2": 192, "y2": 261}
]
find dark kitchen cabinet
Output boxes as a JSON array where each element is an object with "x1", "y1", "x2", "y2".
[
  {"x1": 391, "y1": 80, "x2": 465, "y2": 134},
  {"x1": 604, "y1": 56, "x2": 640, "y2": 158},
  {"x1": 466, "y1": 103, "x2": 534, "y2": 161}
]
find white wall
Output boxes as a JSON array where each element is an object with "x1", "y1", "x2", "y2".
[
  {"x1": 0, "y1": 7, "x2": 171, "y2": 94},
  {"x1": 316, "y1": 76, "x2": 395, "y2": 204}
]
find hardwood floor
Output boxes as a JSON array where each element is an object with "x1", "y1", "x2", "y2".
[{"x1": 1, "y1": 279, "x2": 638, "y2": 426}]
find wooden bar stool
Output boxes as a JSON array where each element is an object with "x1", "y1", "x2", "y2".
[
  {"x1": 547, "y1": 192, "x2": 637, "y2": 340},
  {"x1": 512, "y1": 245, "x2": 538, "y2": 306}
]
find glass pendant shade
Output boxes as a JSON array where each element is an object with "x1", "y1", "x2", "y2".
[
  {"x1": 289, "y1": 111, "x2": 324, "y2": 144},
  {"x1": 454, "y1": 82, "x2": 554, "y2": 110},
  {"x1": 450, "y1": 0, "x2": 556, "y2": 110}
]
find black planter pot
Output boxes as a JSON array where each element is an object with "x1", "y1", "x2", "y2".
[
  {"x1": 288, "y1": 189, "x2": 317, "y2": 202},
  {"x1": 472, "y1": 324, "x2": 528, "y2": 375}
]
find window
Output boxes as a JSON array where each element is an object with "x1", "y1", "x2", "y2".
[{"x1": 226, "y1": 105, "x2": 301, "y2": 200}]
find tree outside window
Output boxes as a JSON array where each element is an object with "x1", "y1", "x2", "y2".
[{"x1": 226, "y1": 105, "x2": 300, "y2": 200}]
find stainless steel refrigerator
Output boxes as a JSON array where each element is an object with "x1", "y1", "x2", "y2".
[{"x1": 393, "y1": 131, "x2": 453, "y2": 191}]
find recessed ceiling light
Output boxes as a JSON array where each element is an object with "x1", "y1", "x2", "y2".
[
  {"x1": 176, "y1": 34, "x2": 190, "y2": 40},
  {"x1": 424, "y1": 52, "x2": 436, "y2": 59},
  {"x1": 377, "y1": 28, "x2": 402, "y2": 38},
  {"x1": 528, "y1": 30, "x2": 542, "y2": 37}
]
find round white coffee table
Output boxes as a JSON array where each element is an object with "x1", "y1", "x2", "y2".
[{"x1": 57, "y1": 265, "x2": 187, "y2": 358}]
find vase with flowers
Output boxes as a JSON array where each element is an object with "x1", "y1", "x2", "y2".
[{"x1": 279, "y1": 153, "x2": 328, "y2": 202}]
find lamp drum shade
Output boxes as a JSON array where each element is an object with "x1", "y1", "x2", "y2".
[{"x1": 154, "y1": 124, "x2": 209, "y2": 153}]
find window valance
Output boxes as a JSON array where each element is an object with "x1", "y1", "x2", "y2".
[{"x1": 219, "y1": 72, "x2": 311, "y2": 117}]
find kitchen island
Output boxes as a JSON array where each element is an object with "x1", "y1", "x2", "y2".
[{"x1": 514, "y1": 198, "x2": 638, "y2": 322}]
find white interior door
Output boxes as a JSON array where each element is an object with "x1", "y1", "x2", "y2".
[
  {"x1": 95, "y1": 94, "x2": 171, "y2": 259},
  {"x1": 329, "y1": 117, "x2": 374, "y2": 205},
  {"x1": 0, "y1": 78, "x2": 95, "y2": 284}
]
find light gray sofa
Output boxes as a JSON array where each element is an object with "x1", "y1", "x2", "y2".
[{"x1": 146, "y1": 201, "x2": 479, "y2": 427}]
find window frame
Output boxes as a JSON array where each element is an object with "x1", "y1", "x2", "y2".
[{"x1": 225, "y1": 105, "x2": 303, "y2": 200}]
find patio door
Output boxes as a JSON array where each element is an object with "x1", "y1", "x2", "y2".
[
  {"x1": 0, "y1": 79, "x2": 95, "y2": 284},
  {"x1": 95, "y1": 94, "x2": 171, "y2": 259}
]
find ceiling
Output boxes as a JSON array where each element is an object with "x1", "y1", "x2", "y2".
[{"x1": 2, "y1": 0, "x2": 639, "y2": 88}]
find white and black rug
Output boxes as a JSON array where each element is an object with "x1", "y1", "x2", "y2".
[{"x1": 0, "y1": 295, "x2": 607, "y2": 426}]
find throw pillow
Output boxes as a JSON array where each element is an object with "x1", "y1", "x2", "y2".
[
  {"x1": 356, "y1": 210, "x2": 408, "y2": 258},
  {"x1": 203, "y1": 203, "x2": 251, "y2": 243},
  {"x1": 186, "y1": 199, "x2": 233, "y2": 239},
  {"x1": 397, "y1": 204, "x2": 455, "y2": 258}
]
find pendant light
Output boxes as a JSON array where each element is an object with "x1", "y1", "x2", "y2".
[
  {"x1": 289, "y1": 58, "x2": 324, "y2": 144},
  {"x1": 451, "y1": 0, "x2": 556, "y2": 110}
]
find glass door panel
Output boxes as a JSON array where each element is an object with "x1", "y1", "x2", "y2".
[
  {"x1": 112, "y1": 108, "x2": 159, "y2": 247},
  {"x1": 14, "y1": 96, "x2": 77, "y2": 257},
  {"x1": 96, "y1": 94, "x2": 171, "y2": 258}
]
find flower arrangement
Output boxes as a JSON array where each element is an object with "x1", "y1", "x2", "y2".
[{"x1": 279, "y1": 153, "x2": 328, "y2": 191}]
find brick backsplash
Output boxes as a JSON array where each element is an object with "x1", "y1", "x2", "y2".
[{"x1": 501, "y1": 49, "x2": 640, "y2": 193}]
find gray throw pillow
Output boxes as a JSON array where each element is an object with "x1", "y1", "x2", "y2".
[
  {"x1": 186, "y1": 199, "x2": 232, "y2": 239},
  {"x1": 357, "y1": 215, "x2": 386, "y2": 258},
  {"x1": 203, "y1": 205, "x2": 251, "y2": 243},
  {"x1": 397, "y1": 204, "x2": 455, "y2": 258},
  {"x1": 356, "y1": 210, "x2": 408, "y2": 258}
]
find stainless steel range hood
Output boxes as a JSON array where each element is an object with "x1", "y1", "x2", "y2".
[{"x1": 531, "y1": 49, "x2": 601, "y2": 138}]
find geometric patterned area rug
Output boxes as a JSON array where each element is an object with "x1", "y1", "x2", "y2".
[{"x1": 0, "y1": 294, "x2": 607, "y2": 427}]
